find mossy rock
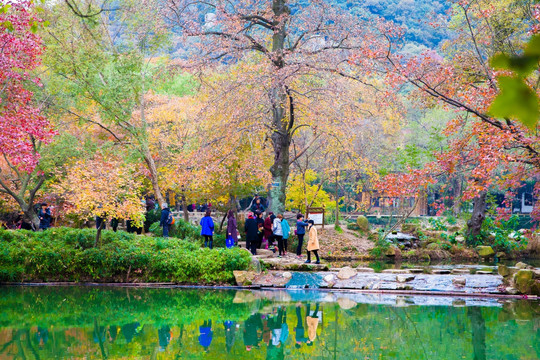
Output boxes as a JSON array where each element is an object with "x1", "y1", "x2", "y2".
[
  {"x1": 356, "y1": 216, "x2": 370, "y2": 232},
  {"x1": 514, "y1": 270, "x2": 534, "y2": 294},
  {"x1": 476, "y1": 246, "x2": 495, "y2": 258},
  {"x1": 426, "y1": 243, "x2": 441, "y2": 250},
  {"x1": 402, "y1": 223, "x2": 419, "y2": 234}
]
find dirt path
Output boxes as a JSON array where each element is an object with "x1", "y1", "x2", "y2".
[{"x1": 318, "y1": 224, "x2": 374, "y2": 257}]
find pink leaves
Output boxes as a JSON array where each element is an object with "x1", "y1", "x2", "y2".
[{"x1": 0, "y1": 0, "x2": 54, "y2": 173}]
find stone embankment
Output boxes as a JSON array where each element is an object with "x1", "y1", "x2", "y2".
[{"x1": 236, "y1": 253, "x2": 540, "y2": 297}]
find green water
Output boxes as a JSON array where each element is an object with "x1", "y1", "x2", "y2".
[{"x1": 0, "y1": 286, "x2": 538, "y2": 359}]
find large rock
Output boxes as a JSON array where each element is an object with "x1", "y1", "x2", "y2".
[
  {"x1": 498, "y1": 265, "x2": 512, "y2": 277},
  {"x1": 356, "y1": 215, "x2": 370, "y2": 232},
  {"x1": 282, "y1": 272, "x2": 292, "y2": 279},
  {"x1": 453, "y1": 277, "x2": 467, "y2": 286},
  {"x1": 233, "y1": 271, "x2": 257, "y2": 286},
  {"x1": 431, "y1": 269, "x2": 451, "y2": 274},
  {"x1": 515, "y1": 262, "x2": 532, "y2": 270},
  {"x1": 337, "y1": 267, "x2": 357, "y2": 280},
  {"x1": 476, "y1": 246, "x2": 495, "y2": 258},
  {"x1": 514, "y1": 270, "x2": 534, "y2": 294},
  {"x1": 324, "y1": 274, "x2": 335, "y2": 283}
]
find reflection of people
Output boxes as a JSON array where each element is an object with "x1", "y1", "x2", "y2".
[
  {"x1": 36, "y1": 326, "x2": 49, "y2": 348},
  {"x1": 122, "y1": 322, "x2": 140, "y2": 343},
  {"x1": 158, "y1": 325, "x2": 171, "y2": 351},
  {"x1": 108, "y1": 325, "x2": 119, "y2": 343},
  {"x1": 306, "y1": 303, "x2": 320, "y2": 346},
  {"x1": 199, "y1": 320, "x2": 213, "y2": 352},
  {"x1": 244, "y1": 313, "x2": 263, "y2": 351},
  {"x1": 224, "y1": 321, "x2": 237, "y2": 353},
  {"x1": 294, "y1": 305, "x2": 308, "y2": 348}
]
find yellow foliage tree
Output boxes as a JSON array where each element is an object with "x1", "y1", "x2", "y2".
[{"x1": 54, "y1": 156, "x2": 145, "y2": 246}]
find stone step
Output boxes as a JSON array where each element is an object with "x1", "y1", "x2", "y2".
[
  {"x1": 409, "y1": 268, "x2": 425, "y2": 274},
  {"x1": 431, "y1": 269, "x2": 451, "y2": 274},
  {"x1": 382, "y1": 269, "x2": 411, "y2": 274},
  {"x1": 451, "y1": 268, "x2": 471, "y2": 274}
]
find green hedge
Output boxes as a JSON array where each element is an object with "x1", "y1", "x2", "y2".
[
  {"x1": 0, "y1": 227, "x2": 252, "y2": 284},
  {"x1": 149, "y1": 219, "x2": 227, "y2": 247}
]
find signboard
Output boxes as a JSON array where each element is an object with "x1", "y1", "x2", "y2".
[{"x1": 307, "y1": 207, "x2": 325, "y2": 229}]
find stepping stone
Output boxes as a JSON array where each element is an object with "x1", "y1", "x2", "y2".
[
  {"x1": 431, "y1": 269, "x2": 451, "y2": 274},
  {"x1": 476, "y1": 270, "x2": 494, "y2": 275},
  {"x1": 356, "y1": 267, "x2": 375, "y2": 273},
  {"x1": 453, "y1": 277, "x2": 466, "y2": 286},
  {"x1": 397, "y1": 274, "x2": 415, "y2": 283},
  {"x1": 409, "y1": 268, "x2": 424, "y2": 274},
  {"x1": 451, "y1": 268, "x2": 471, "y2": 274},
  {"x1": 382, "y1": 269, "x2": 411, "y2": 274}
]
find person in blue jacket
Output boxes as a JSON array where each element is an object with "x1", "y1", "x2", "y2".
[
  {"x1": 38, "y1": 203, "x2": 52, "y2": 230},
  {"x1": 200, "y1": 210, "x2": 215, "y2": 249},
  {"x1": 296, "y1": 214, "x2": 309, "y2": 258}
]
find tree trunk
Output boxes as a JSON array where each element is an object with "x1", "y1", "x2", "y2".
[
  {"x1": 467, "y1": 191, "x2": 487, "y2": 242},
  {"x1": 451, "y1": 175, "x2": 463, "y2": 215},
  {"x1": 22, "y1": 205, "x2": 39, "y2": 231},
  {"x1": 267, "y1": 0, "x2": 291, "y2": 214},
  {"x1": 94, "y1": 220, "x2": 104, "y2": 247},
  {"x1": 335, "y1": 170, "x2": 340, "y2": 226},
  {"x1": 181, "y1": 192, "x2": 189, "y2": 222},
  {"x1": 143, "y1": 149, "x2": 166, "y2": 209}
]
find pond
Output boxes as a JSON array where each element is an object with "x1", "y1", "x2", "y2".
[{"x1": 0, "y1": 286, "x2": 538, "y2": 359}]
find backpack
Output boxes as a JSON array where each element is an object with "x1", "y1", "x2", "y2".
[{"x1": 167, "y1": 213, "x2": 175, "y2": 225}]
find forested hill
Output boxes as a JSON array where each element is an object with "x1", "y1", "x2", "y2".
[{"x1": 297, "y1": 0, "x2": 451, "y2": 50}]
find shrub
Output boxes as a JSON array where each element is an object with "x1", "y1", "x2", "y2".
[
  {"x1": 0, "y1": 227, "x2": 251, "y2": 284},
  {"x1": 474, "y1": 216, "x2": 528, "y2": 253}
]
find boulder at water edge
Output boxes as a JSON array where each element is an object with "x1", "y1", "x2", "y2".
[
  {"x1": 476, "y1": 246, "x2": 495, "y2": 258},
  {"x1": 337, "y1": 267, "x2": 357, "y2": 280},
  {"x1": 356, "y1": 216, "x2": 370, "y2": 232},
  {"x1": 514, "y1": 270, "x2": 534, "y2": 294}
]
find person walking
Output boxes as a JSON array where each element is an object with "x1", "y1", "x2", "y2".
[
  {"x1": 305, "y1": 220, "x2": 320, "y2": 264},
  {"x1": 264, "y1": 212, "x2": 275, "y2": 252},
  {"x1": 295, "y1": 214, "x2": 309, "y2": 258},
  {"x1": 226, "y1": 210, "x2": 238, "y2": 246},
  {"x1": 281, "y1": 217, "x2": 291, "y2": 256},
  {"x1": 273, "y1": 214, "x2": 284, "y2": 257},
  {"x1": 159, "y1": 203, "x2": 171, "y2": 238},
  {"x1": 244, "y1": 212, "x2": 258, "y2": 255},
  {"x1": 200, "y1": 210, "x2": 215, "y2": 249},
  {"x1": 38, "y1": 203, "x2": 52, "y2": 231}
]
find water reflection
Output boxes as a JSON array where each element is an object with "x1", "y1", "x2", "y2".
[{"x1": 0, "y1": 286, "x2": 538, "y2": 359}]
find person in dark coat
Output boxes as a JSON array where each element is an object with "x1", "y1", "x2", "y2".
[
  {"x1": 296, "y1": 214, "x2": 309, "y2": 258},
  {"x1": 96, "y1": 215, "x2": 106, "y2": 230},
  {"x1": 38, "y1": 203, "x2": 52, "y2": 230},
  {"x1": 160, "y1": 203, "x2": 171, "y2": 238},
  {"x1": 264, "y1": 212, "x2": 275, "y2": 251},
  {"x1": 244, "y1": 212, "x2": 258, "y2": 255},
  {"x1": 250, "y1": 197, "x2": 266, "y2": 213},
  {"x1": 227, "y1": 209, "x2": 238, "y2": 245},
  {"x1": 256, "y1": 211, "x2": 265, "y2": 249}
]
